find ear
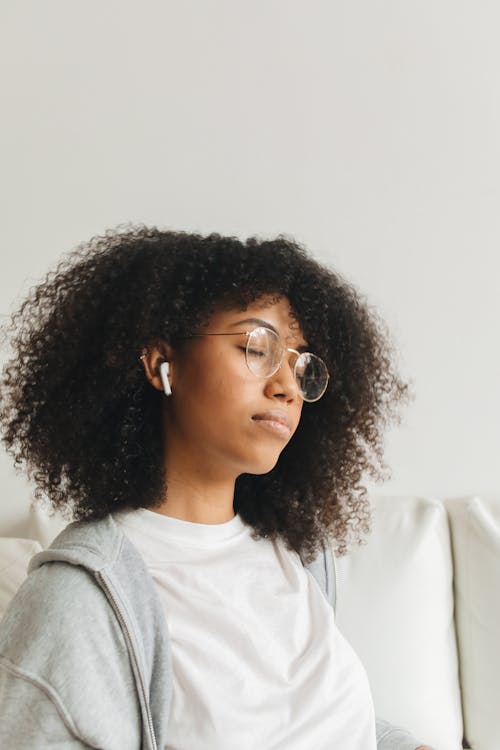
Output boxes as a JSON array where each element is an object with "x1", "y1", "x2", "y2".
[{"x1": 139, "y1": 342, "x2": 175, "y2": 394}]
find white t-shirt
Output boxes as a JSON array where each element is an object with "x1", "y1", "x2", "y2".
[{"x1": 113, "y1": 508, "x2": 377, "y2": 750}]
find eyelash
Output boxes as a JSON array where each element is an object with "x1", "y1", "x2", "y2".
[{"x1": 238, "y1": 345, "x2": 265, "y2": 358}]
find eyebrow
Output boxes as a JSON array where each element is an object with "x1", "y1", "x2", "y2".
[{"x1": 229, "y1": 317, "x2": 309, "y2": 352}]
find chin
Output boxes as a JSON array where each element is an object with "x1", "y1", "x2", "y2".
[{"x1": 244, "y1": 453, "x2": 282, "y2": 476}]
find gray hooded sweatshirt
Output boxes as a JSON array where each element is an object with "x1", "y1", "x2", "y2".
[{"x1": 0, "y1": 514, "x2": 426, "y2": 749}]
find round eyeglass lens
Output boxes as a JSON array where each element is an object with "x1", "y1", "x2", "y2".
[
  {"x1": 246, "y1": 328, "x2": 329, "y2": 401},
  {"x1": 245, "y1": 327, "x2": 282, "y2": 377},
  {"x1": 295, "y1": 353, "x2": 329, "y2": 402}
]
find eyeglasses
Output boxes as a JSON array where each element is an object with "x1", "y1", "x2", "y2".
[{"x1": 182, "y1": 326, "x2": 329, "y2": 402}]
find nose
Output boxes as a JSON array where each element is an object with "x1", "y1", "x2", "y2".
[{"x1": 264, "y1": 353, "x2": 301, "y2": 402}]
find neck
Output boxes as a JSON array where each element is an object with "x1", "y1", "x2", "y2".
[
  {"x1": 148, "y1": 444, "x2": 237, "y2": 525},
  {"x1": 150, "y1": 401, "x2": 243, "y2": 524},
  {"x1": 150, "y1": 477, "x2": 236, "y2": 525}
]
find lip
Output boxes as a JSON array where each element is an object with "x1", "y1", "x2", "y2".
[{"x1": 251, "y1": 411, "x2": 293, "y2": 438}]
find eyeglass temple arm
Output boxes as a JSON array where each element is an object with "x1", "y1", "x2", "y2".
[
  {"x1": 181, "y1": 334, "x2": 313, "y2": 356},
  {"x1": 179, "y1": 331, "x2": 251, "y2": 338}
]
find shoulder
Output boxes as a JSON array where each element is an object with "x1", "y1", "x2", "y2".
[
  {"x1": 0, "y1": 559, "x2": 142, "y2": 746},
  {"x1": 0, "y1": 560, "x2": 125, "y2": 668},
  {"x1": 0, "y1": 562, "x2": 139, "y2": 746}
]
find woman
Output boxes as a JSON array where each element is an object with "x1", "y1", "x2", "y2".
[{"x1": 0, "y1": 227, "x2": 432, "y2": 749}]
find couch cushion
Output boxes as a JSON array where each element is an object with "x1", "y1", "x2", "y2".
[
  {"x1": 333, "y1": 494, "x2": 463, "y2": 750},
  {"x1": 445, "y1": 495, "x2": 500, "y2": 750},
  {"x1": 0, "y1": 537, "x2": 43, "y2": 621}
]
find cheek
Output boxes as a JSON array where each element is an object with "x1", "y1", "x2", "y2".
[
  {"x1": 203, "y1": 356, "x2": 255, "y2": 398},
  {"x1": 179, "y1": 361, "x2": 255, "y2": 421}
]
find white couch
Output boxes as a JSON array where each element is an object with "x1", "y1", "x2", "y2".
[{"x1": 0, "y1": 494, "x2": 498, "y2": 750}]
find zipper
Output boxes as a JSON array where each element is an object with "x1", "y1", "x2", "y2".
[{"x1": 95, "y1": 571, "x2": 158, "y2": 750}]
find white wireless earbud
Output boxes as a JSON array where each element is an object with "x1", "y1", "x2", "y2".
[{"x1": 159, "y1": 361, "x2": 172, "y2": 396}]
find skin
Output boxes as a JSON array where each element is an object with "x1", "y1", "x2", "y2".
[{"x1": 141, "y1": 295, "x2": 307, "y2": 524}]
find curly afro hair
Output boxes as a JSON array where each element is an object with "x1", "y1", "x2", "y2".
[{"x1": 0, "y1": 225, "x2": 413, "y2": 563}]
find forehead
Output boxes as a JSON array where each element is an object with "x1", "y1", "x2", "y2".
[{"x1": 206, "y1": 295, "x2": 306, "y2": 345}]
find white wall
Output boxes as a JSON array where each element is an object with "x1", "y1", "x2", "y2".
[{"x1": 1, "y1": 0, "x2": 499, "y2": 534}]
